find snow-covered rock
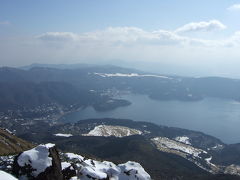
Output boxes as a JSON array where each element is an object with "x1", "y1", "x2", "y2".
[
  {"x1": 118, "y1": 161, "x2": 151, "y2": 180},
  {"x1": 17, "y1": 143, "x2": 54, "y2": 176},
  {"x1": 0, "y1": 170, "x2": 17, "y2": 180},
  {"x1": 13, "y1": 143, "x2": 64, "y2": 180},
  {"x1": 11, "y1": 144, "x2": 151, "y2": 180},
  {"x1": 83, "y1": 125, "x2": 142, "y2": 137},
  {"x1": 65, "y1": 152, "x2": 151, "y2": 180}
]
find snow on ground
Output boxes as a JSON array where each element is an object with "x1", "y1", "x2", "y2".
[
  {"x1": 0, "y1": 155, "x2": 14, "y2": 170},
  {"x1": 2, "y1": 128, "x2": 14, "y2": 135},
  {"x1": 205, "y1": 156, "x2": 216, "y2": 167},
  {"x1": 65, "y1": 152, "x2": 151, "y2": 180},
  {"x1": 65, "y1": 153, "x2": 84, "y2": 162},
  {"x1": 208, "y1": 144, "x2": 224, "y2": 151},
  {"x1": 17, "y1": 143, "x2": 54, "y2": 177},
  {"x1": 94, "y1": 72, "x2": 171, "y2": 79},
  {"x1": 54, "y1": 133, "x2": 73, "y2": 137},
  {"x1": 0, "y1": 170, "x2": 17, "y2": 180},
  {"x1": 78, "y1": 160, "x2": 112, "y2": 179},
  {"x1": 118, "y1": 161, "x2": 151, "y2": 180},
  {"x1": 205, "y1": 157, "x2": 212, "y2": 164},
  {"x1": 151, "y1": 137, "x2": 224, "y2": 173},
  {"x1": 152, "y1": 137, "x2": 206, "y2": 158},
  {"x1": 224, "y1": 164, "x2": 240, "y2": 175},
  {"x1": 82, "y1": 125, "x2": 142, "y2": 137},
  {"x1": 175, "y1": 136, "x2": 191, "y2": 145},
  {"x1": 61, "y1": 162, "x2": 72, "y2": 170},
  {"x1": 70, "y1": 177, "x2": 78, "y2": 180}
]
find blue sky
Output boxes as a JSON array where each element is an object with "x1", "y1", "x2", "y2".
[
  {"x1": 1, "y1": 0, "x2": 239, "y2": 33},
  {"x1": 1, "y1": 0, "x2": 240, "y2": 77}
]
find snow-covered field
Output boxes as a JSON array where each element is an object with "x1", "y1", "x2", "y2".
[
  {"x1": 54, "y1": 133, "x2": 73, "y2": 137},
  {"x1": 150, "y1": 136, "x2": 227, "y2": 173},
  {"x1": 83, "y1": 125, "x2": 142, "y2": 137},
  {"x1": 94, "y1": 72, "x2": 171, "y2": 79},
  {"x1": 152, "y1": 137, "x2": 206, "y2": 158}
]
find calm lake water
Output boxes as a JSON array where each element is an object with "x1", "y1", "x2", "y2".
[{"x1": 60, "y1": 94, "x2": 240, "y2": 144}]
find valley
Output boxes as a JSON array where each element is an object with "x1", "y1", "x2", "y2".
[{"x1": 1, "y1": 64, "x2": 240, "y2": 179}]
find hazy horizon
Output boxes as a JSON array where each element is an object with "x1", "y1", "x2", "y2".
[
  {"x1": 1, "y1": 0, "x2": 240, "y2": 78},
  {"x1": 1, "y1": 61, "x2": 240, "y2": 79}
]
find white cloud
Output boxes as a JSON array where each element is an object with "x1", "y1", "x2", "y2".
[
  {"x1": 36, "y1": 27, "x2": 212, "y2": 47},
  {"x1": 37, "y1": 25, "x2": 228, "y2": 48},
  {"x1": 3, "y1": 21, "x2": 240, "y2": 77},
  {"x1": 228, "y1": 4, "x2": 240, "y2": 11},
  {"x1": 175, "y1": 20, "x2": 226, "y2": 33},
  {"x1": 37, "y1": 32, "x2": 79, "y2": 41}
]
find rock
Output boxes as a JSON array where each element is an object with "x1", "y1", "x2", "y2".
[
  {"x1": 64, "y1": 152, "x2": 151, "y2": 180},
  {"x1": 11, "y1": 143, "x2": 152, "y2": 180},
  {"x1": 62, "y1": 165, "x2": 76, "y2": 180},
  {"x1": 13, "y1": 143, "x2": 64, "y2": 180}
]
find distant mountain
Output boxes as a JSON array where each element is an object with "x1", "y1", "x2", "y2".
[
  {"x1": 20, "y1": 63, "x2": 99, "y2": 70},
  {"x1": 1, "y1": 65, "x2": 240, "y2": 104},
  {"x1": 20, "y1": 63, "x2": 138, "y2": 72},
  {"x1": 0, "y1": 82, "x2": 93, "y2": 111}
]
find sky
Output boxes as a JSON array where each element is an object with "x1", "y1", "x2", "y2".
[{"x1": 1, "y1": 0, "x2": 240, "y2": 77}]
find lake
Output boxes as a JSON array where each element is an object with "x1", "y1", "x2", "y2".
[{"x1": 60, "y1": 94, "x2": 240, "y2": 144}]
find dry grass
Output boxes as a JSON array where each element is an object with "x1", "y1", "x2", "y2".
[{"x1": 0, "y1": 128, "x2": 34, "y2": 155}]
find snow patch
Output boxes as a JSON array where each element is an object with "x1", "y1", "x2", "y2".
[
  {"x1": 3, "y1": 128, "x2": 14, "y2": 135},
  {"x1": 118, "y1": 161, "x2": 151, "y2": 180},
  {"x1": 94, "y1": 72, "x2": 171, "y2": 79},
  {"x1": 0, "y1": 170, "x2": 17, "y2": 180},
  {"x1": 70, "y1": 177, "x2": 78, "y2": 180},
  {"x1": 61, "y1": 162, "x2": 71, "y2": 170},
  {"x1": 175, "y1": 136, "x2": 191, "y2": 145},
  {"x1": 209, "y1": 144, "x2": 224, "y2": 150},
  {"x1": 83, "y1": 125, "x2": 142, "y2": 137},
  {"x1": 205, "y1": 156, "x2": 216, "y2": 167},
  {"x1": 54, "y1": 133, "x2": 73, "y2": 137},
  {"x1": 65, "y1": 153, "x2": 84, "y2": 162}
]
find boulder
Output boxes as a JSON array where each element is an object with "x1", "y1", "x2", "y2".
[{"x1": 13, "y1": 143, "x2": 64, "y2": 180}]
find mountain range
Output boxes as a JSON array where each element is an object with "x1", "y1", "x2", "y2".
[{"x1": 1, "y1": 64, "x2": 240, "y2": 179}]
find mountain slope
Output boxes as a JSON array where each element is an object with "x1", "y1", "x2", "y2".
[{"x1": 0, "y1": 128, "x2": 33, "y2": 155}]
